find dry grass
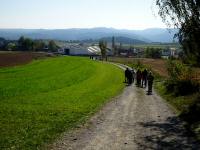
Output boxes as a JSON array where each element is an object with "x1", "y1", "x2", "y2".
[
  {"x1": 108, "y1": 57, "x2": 168, "y2": 77},
  {"x1": 136, "y1": 58, "x2": 168, "y2": 77}
]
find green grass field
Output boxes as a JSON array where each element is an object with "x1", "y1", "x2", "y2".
[{"x1": 0, "y1": 56, "x2": 124, "y2": 149}]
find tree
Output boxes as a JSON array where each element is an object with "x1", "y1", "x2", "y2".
[
  {"x1": 156, "y1": 0, "x2": 200, "y2": 66},
  {"x1": 18, "y1": 36, "x2": 33, "y2": 51},
  {"x1": 99, "y1": 40, "x2": 107, "y2": 60},
  {"x1": 6, "y1": 43, "x2": 16, "y2": 51},
  {"x1": 0, "y1": 37, "x2": 7, "y2": 50},
  {"x1": 145, "y1": 47, "x2": 162, "y2": 58},
  {"x1": 48, "y1": 40, "x2": 57, "y2": 52},
  {"x1": 18, "y1": 36, "x2": 25, "y2": 50},
  {"x1": 33, "y1": 40, "x2": 46, "y2": 51},
  {"x1": 24, "y1": 38, "x2": 33, "y2": 51}
]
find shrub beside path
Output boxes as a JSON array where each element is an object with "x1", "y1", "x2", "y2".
[{"x1": 51, "y1": 63, "x2": 200, "y2": 150}]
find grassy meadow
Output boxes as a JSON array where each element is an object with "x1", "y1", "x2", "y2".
[{"x1": 0, "y1": 56, "x2": 124, "y2": 149}]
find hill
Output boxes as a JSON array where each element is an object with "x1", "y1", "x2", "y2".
[
  {"x1": 100, "y1": 36, "x2": 147, "y2": 44},
  {"x1": 0, "y1": 27, "x2": 178, "y2": 43}
]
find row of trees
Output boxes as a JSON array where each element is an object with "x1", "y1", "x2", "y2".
[{"x1": 0, "y1": 36, "x2": 59, "y2": 52}]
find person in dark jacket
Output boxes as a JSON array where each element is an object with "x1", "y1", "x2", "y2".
[
  {"x1": 147, "y1": 71, "x2": 154, "y2": 94},
  {"x1": 136, "y1": 69, "x2": 142, "y2": 87},
  {"x1": 125, "y1": 68, "x2": 133, "y2": 85},
  {"x1": 132, "y1": 69, "x2": 135, "y2": 83},
  {"x1": 127, "y1": 69, "x2": 133, "y2": 84},
  {"x1": 142, "y1": 69, "x2": 148, "y2": 88},
  {"x1": 125, "y1": 68, "x2": 129, "y2": 83}
]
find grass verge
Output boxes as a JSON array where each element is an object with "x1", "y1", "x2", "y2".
[
  {"x1": 154, "y1": 81, "x2": 200, "y2": 140},
  {"x1": 0, "y1": 56, "x2": 124, "y2": 149}
]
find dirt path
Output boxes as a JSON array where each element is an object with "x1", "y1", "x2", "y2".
[{"x1": 51, "y1": 64, "x2": 199, "y2": 150}]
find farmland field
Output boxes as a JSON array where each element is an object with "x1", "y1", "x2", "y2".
[
  {"x1": 108, "y1": 57, "x2": 168, "y2": 77},
  {"x1": 0, "y1": 51, "x2": 53, "y2": 68},
  {"x1": 0, "y1": 56, "x2": 124, "y2": 149}
]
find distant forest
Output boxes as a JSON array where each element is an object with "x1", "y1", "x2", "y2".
[{"x1": 0, "y1": 37, "x2": 59, "y2": 52}]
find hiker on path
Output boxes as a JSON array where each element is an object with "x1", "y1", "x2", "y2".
[
  {"x1": 136, "y1": 69, "x2": 142, "y2": 87},
  {"x1": 132, "y1": 69, "x2": 135, "y2": 84},
  {"x1": 142, "y1": 69, "x2": 148, "y2": 88},
  {"x1": 125, "y1": 68, "x2": 130, "y2": 83},
  {"x1": 125, "y1": 68, "x2": 133, "y2": 85},
  {"x1": 147, "y1": 71, "x2": 154, "y2": 94},
  {"x1": 127, "y1": 69, "x2": 133, "y2": 84}
]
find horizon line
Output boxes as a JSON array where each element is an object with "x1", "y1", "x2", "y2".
[{"x1": 0, "y1": 26, "x2": 172, "y2": 31}]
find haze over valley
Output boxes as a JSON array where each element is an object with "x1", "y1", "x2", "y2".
[{"x1": 0, "y1": 27, "x2": 178, "y2": 43}]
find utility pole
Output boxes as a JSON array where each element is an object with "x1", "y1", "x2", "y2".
[{"x1": 112, "y1": 36, "x2": 116, "y2": 55}]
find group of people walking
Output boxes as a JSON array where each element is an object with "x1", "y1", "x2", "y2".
[{"x1": 125, "y1": 67, "x2": 154, "y2": 94}]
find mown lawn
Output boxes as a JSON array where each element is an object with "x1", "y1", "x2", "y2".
[{"x1": 0, "y1": 56, "x2": 124, "y2": 149}]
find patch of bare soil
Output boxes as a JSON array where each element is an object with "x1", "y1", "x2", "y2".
[{"x1": 0, "y1": 51, "x2": 53, "y2": 68}]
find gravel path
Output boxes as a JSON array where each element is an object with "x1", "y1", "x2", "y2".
[{"x1": 51, "y1": 64, "x2": 199, "y2": 150}]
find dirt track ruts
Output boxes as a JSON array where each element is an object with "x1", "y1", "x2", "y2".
[{"x1": 51, "y1": 64, "x2": 199, "y2": 150}]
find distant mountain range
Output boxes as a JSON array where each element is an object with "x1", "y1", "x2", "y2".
[
  {"x1": 100, "y1": 36, "x2": 147, "y2": 44},
  {"x1": 0, "y1": 27, "x2": 178, "y2": 43}
]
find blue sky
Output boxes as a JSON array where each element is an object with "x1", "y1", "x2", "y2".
[{"x1": 0, "y1": 0, "x2": 166, "y2": 30}]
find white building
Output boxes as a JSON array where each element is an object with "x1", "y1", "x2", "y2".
[
  {"x1": 162, "y1": 48, "x2": 178, "y2": 58},
  {"x1": 58, "y1": 44, "x2": 101, "y2": 55}
]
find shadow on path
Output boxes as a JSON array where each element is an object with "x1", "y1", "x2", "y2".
[{"x1": 136, "y1": 116, "x2": 199, "y2": 150}]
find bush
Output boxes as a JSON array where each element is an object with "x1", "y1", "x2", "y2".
[
  {"x1": 164, "y1": 79, "x2": 176, "y2": 93},
  {"x1": 136, "y1": 60, "x2": 142, "y2": 68},
  {"x1": 175, "y1": 80, "x2": 199, "y2": 96},
  {"x1": 179, "y1": 94, "x2": 200, "y2": 124},
  {"x1": 171, "y1": 80, "x2": 199, "y2": 96},
  {"x1": 165, "y1": 60, "x2": 200, "y2": 96}
]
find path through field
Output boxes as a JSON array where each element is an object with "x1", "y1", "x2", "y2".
[{"x1": 51, "y1": 64, "x2": 199, "y2": 150}]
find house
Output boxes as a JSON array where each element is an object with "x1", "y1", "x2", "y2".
[
  {"x1": 58, "y1": 48, "x2": 70, "y2": 55},
  {"x1": 161, "y1": 47, "x2": 179, "y2": 58}
]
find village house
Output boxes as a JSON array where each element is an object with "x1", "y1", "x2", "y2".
[{"x1": 161, "y1": 47, "x2": 179, "y2": 58}]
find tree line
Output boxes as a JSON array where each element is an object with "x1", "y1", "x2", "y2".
[{"x1": 0, "y1": 36, "x2": 59, "y2": 52}]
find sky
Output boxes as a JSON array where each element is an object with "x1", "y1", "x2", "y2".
[{"x1": 0, "y1": 0, "x2": 166, "y2": 30}]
